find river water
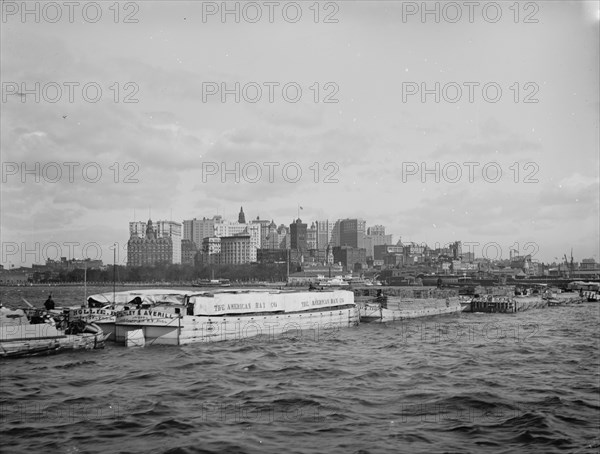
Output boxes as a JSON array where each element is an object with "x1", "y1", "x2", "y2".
[{"x1": 1, "y1": 286, "x2": 599, "y2": 453}]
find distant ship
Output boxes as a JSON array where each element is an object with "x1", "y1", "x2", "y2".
[
  {"x1": 192, "y1": 279, "x2": 231, "y2": 287},
  {"x1": 318, "y1": 276, "x2": 349, "y2": 287}
]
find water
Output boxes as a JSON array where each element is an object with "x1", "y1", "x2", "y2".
[{"x1": 1, "y1": 286, "x2": 599, "y2": 453}]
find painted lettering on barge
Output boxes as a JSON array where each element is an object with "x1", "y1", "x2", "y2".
[
  {"x1": 213, "y1": 301, "x2": 280, "y2": 312},
  {"x1": 119, "y1": 309, "x2": 177, "y2": 318},
  {"x1": 301, "y1": 297, "x2": 342, "y2": 308}
]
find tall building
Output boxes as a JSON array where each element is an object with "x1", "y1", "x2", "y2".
[
  {"x1": 220, "y1": 233, "x2": 251, "y2": 265},
  {"x1": 316, "y1": 220, "x2": 335, "y2": 250},
  {"x1": 451, "y1": 241, "x2": 462, "y2": 260},
  {"x1": 290, "y1": 218, "x2": 307, "y2": 251},
  {"x1": 263, "y1": 221, "x2": 280, "y2": 249},
  {"x1": 155, "y1": 220, "x2": 182, "y2": 264},
  {"x1": 183, "y1": 216, "x2": 223, "y2": 248},
  {"x1": 129, "y1": 221, "x2": 148, "y2": 238},
  {"x1": 339, "y1": 218, "x2": 366, "y2": 249},
  {"x1": 278, "y1": 225, "x2": 290, "y2": 249},
  {"x1": 127, "y1": 219, "x2": 182, "y2": 266},
  {"x1": 367, "y1": 225, "x2": 386, "y2": 236},
  {"x1": 330, "y1": 220, "x2": 341, "y2": 247},
  {"x1": 250, "y1": 216, "x2": 272, "y2": 249},
  {"x1": 201, "y1": 236, "x2": 221, "y2": 265},
  {"x1": 307, "y1": 222, "x2": 317, "y2": 250},
  {"x1": 238, "y1": 206, "x2": 246, "y2": 224},
  {"x1": 181, "y1": 239, "x2": 198, "y2": 265},
  {"x1": 366, "y1": 225, "x2": 388, "y2": 258}
]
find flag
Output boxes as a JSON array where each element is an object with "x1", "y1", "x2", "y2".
[{"x1": 299, "y1": 206, "x2": 303, "y2": 210}]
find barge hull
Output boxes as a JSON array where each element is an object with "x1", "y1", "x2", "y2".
[{"x1": 115, "y1": 307, "x2": 359, "y2": 345}]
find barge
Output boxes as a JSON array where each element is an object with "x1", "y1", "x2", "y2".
[{"x1": 113, "y1": 288, "x2": 358, "y2": 347}]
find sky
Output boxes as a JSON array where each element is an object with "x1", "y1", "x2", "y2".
[{"x1": 1, "y1": 0, "x2": 599, "y2": 267}]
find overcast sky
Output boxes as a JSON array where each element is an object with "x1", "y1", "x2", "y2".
[{"x1": 1, "y1": 1, "x2": 599, "y2": 266}]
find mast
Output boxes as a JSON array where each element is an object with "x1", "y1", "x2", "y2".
[
  {"x1": 84, "y1": 261, "x2": 87, "y2": 308},
  {"x1": 286, "y1": 248, "x2": 289, "y2": 283},
  {"x1": 113, "y1": 243, "x2": 117, "y2": 303}
]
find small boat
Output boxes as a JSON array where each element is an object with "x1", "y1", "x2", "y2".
[
  {"x1": 0, "y1": 306, "x2": 109, "y2": 359},
  {"x1": 543, "y1": 288, "x2": 585, "y2": 306},
  {"x1": 319, "y1": 277, "x2": 349, "y2": 287},
  {"x1": 587, "y1": 292, "x2": 599, "y2": 302},
  {"x1": 193, "y1": 279, "x2": 231, "y2": 287}
]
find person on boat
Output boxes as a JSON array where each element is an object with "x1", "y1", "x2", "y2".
[{"x1": 44, "y1": 294, "x2": 55, "y2": 311}]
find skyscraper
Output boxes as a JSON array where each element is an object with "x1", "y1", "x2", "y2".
[
  {"x1": 290, "y1": 218, "x2": 307, "y2": 251},
  {"x1": 182, "y1": 216, "x2": 223, "y2": 248},
  {"x1": 339, "y1": 218, "x2": 366, "y2": 248},
  {"x1": 307, "y1": 222, "x2": 317, "y2": 250},
  {"x1": 316, "y1": 220, "x2": 334, "y2": 250}
]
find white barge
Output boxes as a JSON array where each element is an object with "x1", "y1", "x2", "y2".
[
  {"x1": 69, "y1": 289, "x2": 191, "y2": 340},
  {"x1": 114, "y1": 289, "x2": 358, "y2": 347}
]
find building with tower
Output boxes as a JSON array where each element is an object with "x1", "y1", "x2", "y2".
[{"x1": 127, "y1": 219, "x2": 182, "y2": 266}]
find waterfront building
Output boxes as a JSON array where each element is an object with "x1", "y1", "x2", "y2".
[
  {"x1": 257, "y1": 249, "x2": 288, "y2": 263},
  {"x1": 333, "y1": 245, "x2": 367, "y2": 272},
  {"x1": 127, "y1": 219, "x2": 182, "y2": 266},
  {"x1": 220, "y1": 233, "x2": 252, "y2": 265}
]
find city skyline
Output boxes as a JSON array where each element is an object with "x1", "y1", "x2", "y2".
[
  {"x1": 1, "y1": 1, "x2": 599, "y2": 267},
  {"x1": 1, "y1": 203, "x2": 598, "y2": 268}
]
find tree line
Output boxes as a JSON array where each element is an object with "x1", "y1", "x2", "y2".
[{"x1": 33, "y1": 263, "x2": 288, "y2": 283}]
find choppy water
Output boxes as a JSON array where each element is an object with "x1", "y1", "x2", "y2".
[{"x1": 1, "y1": 286, "x2": 599, "y2": 453}]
